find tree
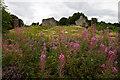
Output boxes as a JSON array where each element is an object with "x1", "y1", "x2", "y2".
[
  {"x1": 91, "y1": 18, "x2": 98, "y2": 24},
  {"x1": 2, "y1": 8, "x2": 13, "y2": 33},
  {"x1": 67, "y1": 12, "x2": 88, "y2": 25},
  {"x1": 59, "y1": 17, "x2": 67, "y2": 25},
  {"x1": 10, "y1": 14, "x2": 24, "y2": 27},
  {"x1": 2, "y1": 0, "x2": 24, "y2": 33}
]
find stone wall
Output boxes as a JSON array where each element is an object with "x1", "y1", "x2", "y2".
[
  {"x1": 75, "y1": 16, "x2": 88, "y2": 26},
  {"x1": 42, "y1": 17, "x2": 57, "y2": 27}
]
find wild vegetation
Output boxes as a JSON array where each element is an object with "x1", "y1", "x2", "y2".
[
  {"x1": 2, "y1": 25, "x2": 120, "y2": 79},
  {"x1": 1, "y1": 1, "x2": 120, "y2": 79}
]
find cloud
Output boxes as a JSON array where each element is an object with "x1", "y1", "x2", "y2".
[
  {"x1": 4, "y1": 0, "x2": 119, "y2": 25},
  {"x1": 118, "y1": 1, "x2": 120, "y2": 22},
  {"x1": 5, "y1": 2, "x2": 36, "y2": 24},
  {"x1": 64, "y1": 2, "x2": 118, "y2": 23}
]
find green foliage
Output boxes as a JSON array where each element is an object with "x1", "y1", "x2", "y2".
[
  {"x1": 91, "y1": 18, "x2": 98, "y2": 24},
  {"x1": 2, "y1": 2, "x2": 24, "y2": 33},
  {"x1": 67, "y1": 12, "x2": 88, "y2": 25},
  {"x1": 59, "y1": 17, "x2": 67, "y2": 25},
  {"x1": 2, "y1": 8, "x2": 13, "y2": 33},
  {"x1": 31, "y1": 22, "x2": 39, "y2": 26},
  {"x1": 2, "y1": 26, "x2": 119, "y2": 79}
]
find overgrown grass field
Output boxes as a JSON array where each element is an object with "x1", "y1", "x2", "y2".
[{"x1": 2, "y1": 25, "x2": 120, "y2": 79}]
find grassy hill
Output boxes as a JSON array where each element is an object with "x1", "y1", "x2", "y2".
[{"x1": 2, "y1": 26, "x2": 119, "y2": 79}]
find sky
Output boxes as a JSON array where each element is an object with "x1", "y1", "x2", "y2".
[{"x1": 4, "y1": 0, "x2": 120, "y2": 25}]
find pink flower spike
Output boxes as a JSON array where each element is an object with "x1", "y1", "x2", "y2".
[
  {"x1": 102, "y1": 71, "x2": 104, "y2": 73},
  {"x1": 42, "y1": 38, "x2": 45, "y2": 41},
  {"x1": 65, "y1": 45, "x2": 67, "y2": 47},
  {"x1": 35, "y1": 41, "x2": 37, "y2": 43},
  {"x1": 109, "y1": 50, "x2": 114, "y2": 55},
  {"x1": 44, "y1": 47, "x2": 46, "y2": 50},
  {"x1": 41, "y1": 54, "x2": 46, "y2": 59},
  {"x1": 56, "y1": 38, "x2": 58, "y2": 41},
  {"x1": 91, "y1": 37, "x2": 96, "y2": 41},
  {"x1": 100, "y1": 43, "x2": 104, "y2": 47},
  {"x1": 82, "y1": 54, "x2": 84, "y2": 56},
  {"x1": 105, "y1": 48, "x2": 107, "y2": 52},
  {"x1": 116, "y1": 33, "x2": 119, "y2": 37},
  {"x1": 19, "y1": 54, "x2": 23, "y2": 56},
  {"x1": 54, "y1": 46, "x2": 57, "y2": 50},
  {"x1": 114, "y1": 61, "x2": 118, "y2": 64},
  {"x1": 15, "y1": 50, "x2": 17, "y2": 52},
  {"x1": 43, "y1": 43, "x2": 46, "y2": 46},
  {"x1": 101, "y1": 64, "x2": 105, "y2": 68},
  {"x1": 112, "y1": 67, "x2": 118, "y2": 72},
  {"x1": 59, "y1": 54, "x2": 65, "y2": 59},
  {"x1": 74, "y1": 43, "x2": 79, "y2": 47},
  {"x1": 9, "y1": 44, "x2": 13, "y2": 47},
  {"x1": 40, "y1": 31, "x2": 43, "y2": 34}
]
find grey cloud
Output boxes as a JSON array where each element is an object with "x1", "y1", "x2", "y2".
[
  {"x1": 7, "y1": 2, "x2": 35, "y2": 19},
  {"x1": 118, "y1": 1, "x2": 120, "y2": 22},
  {"x1": 5, "y1": 1, "x2": 118, "y2": 24},
  {"x1": 64, "y1": 2, "x2": 117, "y2": 19}
]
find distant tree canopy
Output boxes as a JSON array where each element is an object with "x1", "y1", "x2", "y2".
[
  {"x1": 10, "y1": 14, "x2": 24, "y2": 28},
  {"x1": 58, "y1": 17, "x2": 67, "y2": 25},
  {"x1": 2, "y1": 8, "x2": 24, "y2": 33},
  {"x1": 67, "y1": 12, "x2": 88, "y2": 25},
  {"x1": 91, "y1": 18, "x2": 98, "y2": 25},
  {"x1": 31, "y1": 22, "x2": 39, "y2": 26},
  {"x1": 2, "y1": 0, "x2": 24, "y2": 33},
  {"x1": 2, "y1": 8, "x2": 13, "y2": 33},
  {"x1": 58, "y1": 12, "x2": 88, "y2": 26}
]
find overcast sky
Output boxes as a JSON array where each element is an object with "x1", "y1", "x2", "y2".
[{"x1": 4, "y1": 0, "x2": 120, "y2": 25}]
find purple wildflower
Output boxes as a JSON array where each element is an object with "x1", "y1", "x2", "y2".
[
  {"x1": 91, "y1": 37, "x2": 96, "y2": 41},
  {"x1": 116, "y1": 33, "x2": 119, "y2": 37},
  {"x1": 42, "y1": 38, "x2": 45, "y2": 41},
  {"x1": 43, "y1": 43, "x2": 46, "y2": 46},
  {"x1": 114, "y1": 61, "x2": 118, "y2": 64},
  {"x1": 65, "y1": 45, "x2": 67, "y2": 47},
  {"x1": 106, "y1": 27, "x2": 109, "y2": 29},
  {"x1": 105, "y1": 48, "x2": 107, "y2": 52},
  {"x1": 9, "y1": 44, "x2": 13, "y2": 47},
  {"x1": 54, "y1": 46, "x2": 57, "y2": 50},
  {"x1": 15, "y1": 50, "x2": 17, "y2": 52},
  {"x1": 35, "y1": 41, "x2": 37, "y2": 43},
  {"x1": 44, "y1": 47, "x2": 46, "y2": 50},
  {"x1": 26, "y1": 38, "x2": 30, "y2": 41},
  {"x1": 56, "y1": 38, "x2": 58, "y2": 41},
  {"x1": 41, "y1": 54, "x2": 46, "y2": 59},
  {"x1": 74, "y1": 43, "x2": 79, "y2": 47},
  {"x1": 112, "y1": 67, "x2": 118, "y2": 72},
  {"x1": 82, "y1": 54, "x2": 84, "y2": 56},
  {"x1": 40, "y1": 31, "x2": 43, "y2": 34},
  {"x1": 100, "y1": 43, "x2": 104, "y2": 47},
  {"x1": 101, "y1": 64, "x2": 105, "y2": 68},
  {"x1": 70, "y1": 52, "x2": 72, "y2": 54},
  {"x1": 109, "y1": 50, "x2": 115, "y2": 55},
  {"x1": 19, "y1": 54, "x2": 23, "y2": 56},
  {"x1": 59, "y1": 54, "x2": 65, "y2": 59}
]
